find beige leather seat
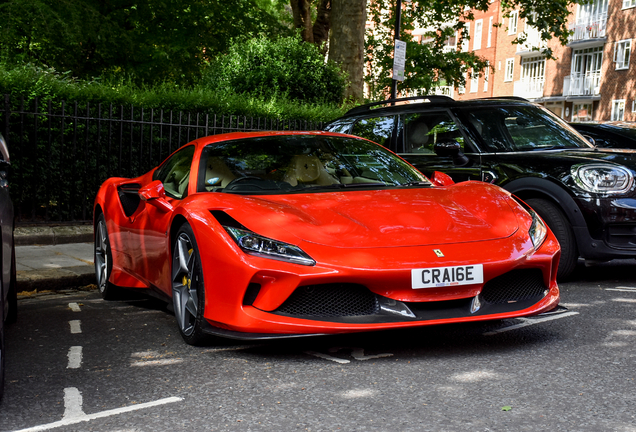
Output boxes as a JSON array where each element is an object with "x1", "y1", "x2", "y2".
[
  {"x1": 284, "y1": 155, "x2": 339, "y2": 186},
  {"x1": 204, "y1": 157, "x2": 236, "y2": 189}
]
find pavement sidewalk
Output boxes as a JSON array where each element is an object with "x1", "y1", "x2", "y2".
[{"x1": 15, "y1": 224, "x2": 95, "y2": 293}]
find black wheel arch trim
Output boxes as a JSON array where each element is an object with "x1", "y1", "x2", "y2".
[{"x1": 503, "y1": 177, "x2": 586, "y2": 229}]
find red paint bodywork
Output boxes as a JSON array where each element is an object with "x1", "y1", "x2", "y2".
[{"x1": 94, "y1": 131, "x2": 561, "y2": 337}]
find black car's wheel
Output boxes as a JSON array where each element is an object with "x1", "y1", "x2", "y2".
[
  {"x1": 526, "y1": 198, "x2": 578, "y2": 279},
  {"x1": 172, "y1": 224, "x2": 209, "y2": 346},
  {"x1": 95, "y1": 213, "x2": 120, "y2": 300}
]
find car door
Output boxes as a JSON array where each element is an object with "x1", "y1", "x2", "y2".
[
  {"x1": 396, "y1": 110, "x2": 482, "y2": 182},
  {"x1": 128, "y1": 145, "x2": 195, "y2": 294}
]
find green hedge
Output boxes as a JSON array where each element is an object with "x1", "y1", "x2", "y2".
[{"x1": 0, "y1": 62, "x2": 347, "y2": 123}]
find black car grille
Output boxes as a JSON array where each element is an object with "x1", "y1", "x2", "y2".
[
  {"x1": 275, "y1": 284, "x2": 379, "y2": 317},
  {"x1": 480, "y1": 269, "x2": 546, "y2": 304}
]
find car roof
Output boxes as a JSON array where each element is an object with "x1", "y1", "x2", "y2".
[{"x1": 340, "y1": 96, "x2": 533, "y2": 119}]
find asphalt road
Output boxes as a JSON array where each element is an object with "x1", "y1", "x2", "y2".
[{"x1": 1, "y1": 261, "x2": 636, "y2": 432}]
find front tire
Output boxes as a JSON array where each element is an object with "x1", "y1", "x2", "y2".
[
  {"x1": 95, "y1": 213, "x2": 120, "y2": 300},
  {"x1": 172, "y1": 224, "x2": 209, "y2": 346},
  {"x1": 526, "y1": 198, "x2": 578, "y2": 280}
]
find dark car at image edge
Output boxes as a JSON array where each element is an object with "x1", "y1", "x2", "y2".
[{"x1": 325, "y1": 96, "x2": 636, "y2": 279}]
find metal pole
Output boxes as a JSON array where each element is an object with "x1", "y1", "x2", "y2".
[{"x1": 390, "y1": 0, "x2": 402, "y2": 101}]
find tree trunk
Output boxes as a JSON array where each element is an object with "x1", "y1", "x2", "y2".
[{"x1": 329, "y1": 0, "x2": 367, "y2": 101}]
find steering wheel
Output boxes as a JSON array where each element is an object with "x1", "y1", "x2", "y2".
[{"x1": 224, "y1": 176, "x2": 262, "y2": 190}]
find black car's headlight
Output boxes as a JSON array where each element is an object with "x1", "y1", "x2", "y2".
[
  {"x1": 572, "y1": 164, "x2": 634, "y2": 194},
  {"x1": 223, "y1": 226, "x2": 316, "y2": 266},
  {"x1": 528, "y1": 208, "x2": 547, "y2": 249}
]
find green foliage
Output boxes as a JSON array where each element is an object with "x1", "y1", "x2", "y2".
[
  {"x1": 0, "y1": 62, "x2": 346, "y2": 122},
  {"x1": 204, "y1": 36, "x2": 346, "y2": 105},
  {"x1": 0, "y1": 0, "x2": 288, "y2": 85}
]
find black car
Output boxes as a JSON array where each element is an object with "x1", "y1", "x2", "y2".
[
  {"x1": 325, "y1": 96, "x2": 636, "y2": 279},
  {"x1": 570, "y1": 122, "x2": 636, "y2": 149},
  {"x1": 0, "y1": 132, "x2": 15, "y2": 401}
]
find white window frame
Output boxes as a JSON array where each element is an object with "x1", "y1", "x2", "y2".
[
  {"x1": 473, "y1": 20, "x2": 483, "y2": 50},
  {"x1": 487, "y1": 17, "x2": 493, "y2": 47},
  {"x1": 572, "y1": 103, "x2": 593, "y2": 122},
  {"x1": 633, "y1": 100, "x2": 636, "y2": 112},
  {"x1": 614, "y1": 39, "x2": 632, "y2": 70},
  {"x1": 462, "y1": 22, "x2": 470, "y2": 52},
  {"x1": 484, "y1": 63, "x2": 489, "y2": 92},
  {"x1": 612, "y1": 100, "x2": 626, "y2": 121},
  {"x1": 508, "y1": 11, "x2": 518, "y2": 35},
  {"x1": 505, "y1": 58, "x2": 515, "y2": 82},
  {"x1": 470, "y1": 69, "x2": 478, "y2": 93},
  {"x1": 623, "y1": 0, "x2": 636, "y2": 9}
]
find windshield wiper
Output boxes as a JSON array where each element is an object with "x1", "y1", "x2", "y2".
[{"x1": 402, "y1": 181, "x2": 432, "y2": 187}]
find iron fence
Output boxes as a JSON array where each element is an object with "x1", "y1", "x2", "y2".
[{"x1": 0, "y1": 94, "x2": 325, "y2": 223}]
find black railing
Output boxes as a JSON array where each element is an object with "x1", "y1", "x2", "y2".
[{"x1": 0, "y1": 94, "x2": 325, "y2": 224}]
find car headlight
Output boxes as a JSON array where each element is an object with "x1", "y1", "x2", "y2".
[
  {"x1": 572, "y1": 164, "x2": 634, "y2": 194},
  {"x1": 528, "y1": 208, "x2": 547, "y2": 249},
  {"x1": 223, "y1": 226, "x2": 316, "y2": 266}
]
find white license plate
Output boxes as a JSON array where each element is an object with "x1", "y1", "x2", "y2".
[{"x1": 411, "y1": 264, "x2": 483, "y2": 289}]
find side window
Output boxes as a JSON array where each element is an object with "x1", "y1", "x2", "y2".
[
  {"x1": 350, "y1": 116, "x2": 396, "y2": 148},
  {"x1": 402, "y1": 112, "x2": 465, "y2": 154},
  {"x1": 153, "y1": 145, "x2": 195, "y2": 199}
]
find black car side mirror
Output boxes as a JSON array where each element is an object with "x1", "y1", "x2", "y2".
[{"x1": 433, "y1": 140, "x2": 470, "y2": 166}]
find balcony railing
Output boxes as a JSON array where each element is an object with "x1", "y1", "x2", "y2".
[
  {"x1": 569, "y1": 15, "x2": 607, "y2": 43},
  {"x1": 513, "y1": 78, "x2": 545, "y2": 99},
  {"x1": 432, "y1": 86, "x2": 454, "y2": 97},
  {"x1": 517, "y1": 28, "x2": 547, "y2": 53},
  {"x1": 563, "y1": 72, "x2": 601, "y2": 97}
]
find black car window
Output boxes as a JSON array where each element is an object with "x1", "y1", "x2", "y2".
[
  {"x1": 350, "y1": 116, "x2": 396, "y2": 148},
  {"x1": 402, "y1": 112, "x2": 465, "y2": 154},
  {"x1": 464, "y1": 106, "x2": 592, "y2": 152},
  {"x1": 153, "y1": 145, "x2": 195, "y2": 199}
]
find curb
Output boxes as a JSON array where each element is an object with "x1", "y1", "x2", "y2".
[
  {"x1": 17, "y1": 266, "x2": 96, "y2": 293},
  {"x1": 14, "y1": 225, "x2": 93, "y2": 246}
]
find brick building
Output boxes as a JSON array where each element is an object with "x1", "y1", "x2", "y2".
[{"x1": 441, "y1": 0, "x2": 636, "y2": 122}]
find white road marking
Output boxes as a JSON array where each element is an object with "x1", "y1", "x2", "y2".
[
  {"x1": 607, "y1": 288, "x2": 636, "y2": 293},
  {"x1": 68, "y1": 303, "x2": 81, "y2": 312},
  {"x1": 69, "y1": 320, "x2": 82, "y2": 334},
  {"x1": 305, "y1": 351, "x2": 351, "y2": 364},
  {"x1": 63, "y1": 387, "x2": 85, "y2": 419},
  {"x1": 483, "y1": 311, "x2": 579, "y2": 335},
  {"x1": 329, "y1": 347, "x2": 394, "y2": 361},
  {"x1": 131, "y1": 359, "x2": 184, "y2": 367},
  {"x1": 611, "y1": 298, "x2": 636, "y2": 303},
  {"x1": 610, "y1": 286, "x2": 636, "y2": 292},
  {"x1": 67, "y1": 346, "x2": 83, "y2": 369},
  {"x1": 13, "y1": 388, "x2": 183, "y2": 432}
]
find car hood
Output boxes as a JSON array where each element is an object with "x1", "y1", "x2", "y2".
[{"x1": 224, "y1": 182, "x2": 520, "y2": 248}]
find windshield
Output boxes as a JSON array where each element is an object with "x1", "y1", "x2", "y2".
[
  {"x1": 197, "y1": 134, "x2": 429, "y2": 194},
  {"x1": 463, "y1": 105, "x2": 594, "y2": 152}
]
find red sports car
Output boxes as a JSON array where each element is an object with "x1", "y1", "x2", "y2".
[{"x1": 94, "y1": 131, "x2": 561, "y2": 345}]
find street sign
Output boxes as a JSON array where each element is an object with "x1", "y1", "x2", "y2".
[{"x1": 393, "y1": 39, "x2": 407, "y2": 81}]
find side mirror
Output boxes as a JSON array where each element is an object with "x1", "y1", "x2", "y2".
[
  {"x1": 138, "y1": 180, "x2": 173, "y2": 212},
  {"x1": 433, "y1": 140, "x2": 470, "y2": 166},
  {"x1": 430, "y1": 171, "x2": 455, "y2": 187}
]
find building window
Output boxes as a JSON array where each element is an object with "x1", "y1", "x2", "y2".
[
  {"x1": 505, "y1": 58, "x2": 515, "y2": 81},
  {"x1": 612, "y1": 100, "x2": 626, "y2": 121},
  {"x1": 458, "y1": 68, "x2": 467, "y2": 94},
  {"x1": 633, "y1": 100, "x2": 636, "y2": 112},
  {"x1": 614, "y1": 39, "x2": 632, "y2": 70},
  {"x1": 623, "y1": 0, "x2": 636, "y2": 9},
  {"x1": 443, "y1": 35, "x2": 457, "y2": 52},
  {"x1": 473, "y1": 20, "x2": 483, "y2": 50},
  {"x1": 470, "y1": 69, "x2": 478, "y2": 93},
  {"x1": 487, "y1": 17, "x2": 493, "y2": 47},
  {"x1": 520, "y1": 56, "x2": 546, "y2": 94},
  {"x1": 484, "y1": 64, "x2": 489, "y2": 92},
  {"x1": 508, "y1": 11, "x2": 518, "y2": 35},
  {"x1": 461, "y1": 22, "x2": 470, "y2": 52},
  {"x1": 572, "y1": 103, "x2": 593, "y2": 122}
]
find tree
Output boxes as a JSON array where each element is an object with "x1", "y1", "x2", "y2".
[
  {"x1": 0, "y1": 0, "x2": 286, "y2": 84},
  {"x1": 295, "y1": 0, "x2": 580, "y2": 100}
]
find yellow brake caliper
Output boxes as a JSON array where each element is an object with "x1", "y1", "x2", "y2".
[{"x1": 182, "y1": 248, "x2": 194, "y2": 289}]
